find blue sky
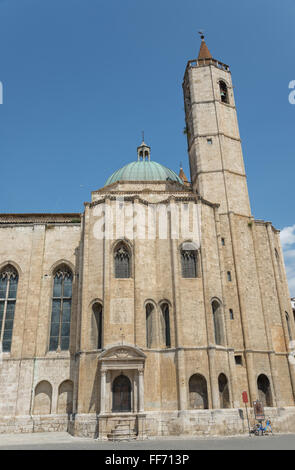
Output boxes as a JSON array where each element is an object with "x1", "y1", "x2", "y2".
[{"x1": 0, "y1": 0, "x2": 294, "y2": 294}]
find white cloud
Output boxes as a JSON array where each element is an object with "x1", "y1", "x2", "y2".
[
  {"x1": 280, "y1": 225, "x2": 295, "y2": 297},
  {"x1": 280, "y1": 225, "x2": 295, "y2": 248}
]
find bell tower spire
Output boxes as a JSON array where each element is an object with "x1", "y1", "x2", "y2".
[{"x1": 197, "y1": 31, "x2": 212, "y2": 60}]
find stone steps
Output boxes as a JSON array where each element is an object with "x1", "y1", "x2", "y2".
[{"x1": 107, "y1": 420, "x2": 137, "y2": 441}]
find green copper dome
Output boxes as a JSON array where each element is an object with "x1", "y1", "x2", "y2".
[{"x1": 105, "y1": 160, "x2": 183, "y2": 186}]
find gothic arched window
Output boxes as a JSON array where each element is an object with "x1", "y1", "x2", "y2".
[
  {"x1": 212, "y1": 299, "x2": 224, "y2": 346},
  {"x1": 114, "y1": 244, "x2": 131, "y2": 279},
  {"x1": 0, "y1": 265, "x2": 18, "y2": 352},
  {"x1": 181, "y1": 248, "x2": 197, "y2": 278},
  {"x1": 161, "y1": 303, "x2": 171, "y2": 348},
  {"x1": 146, "y1": 303, "x2": 155, "y2": 348},
  {"x1": 49, "y1": 266, "x2": 73, "y2": 351},
  {"x1": 219, "y1": 80, "x2": 229, "y2": 104},
  {"x1": 92, "y1": 302, "x2": 103, "y2": 349}
]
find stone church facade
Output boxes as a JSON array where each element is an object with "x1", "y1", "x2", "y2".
[{"x1": 1, "y1": 37, "x2": 295, "y2": 439}]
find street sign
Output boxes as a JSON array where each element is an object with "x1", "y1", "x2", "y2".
[{"x1": 242, "y1": 391, "x2": 248, "y2": 403}]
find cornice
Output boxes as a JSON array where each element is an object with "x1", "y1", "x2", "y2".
[{"x1": 0, "y1": 213, "x2": 82, "y2": 225}]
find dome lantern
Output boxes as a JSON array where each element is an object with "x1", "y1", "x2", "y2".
[{"x1": 137, "y1": 133, "x2": 151, "y2": 161}]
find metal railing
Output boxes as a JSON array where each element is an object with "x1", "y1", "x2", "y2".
[{"x1": 186, "y1": 58, "x2": 230, "y2": 72}]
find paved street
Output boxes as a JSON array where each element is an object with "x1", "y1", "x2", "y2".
[{"x1": 0, "y1": 431, "x2": 294, "y2": 450}]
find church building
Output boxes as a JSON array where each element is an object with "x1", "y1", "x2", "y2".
[{"x1": 0, "y1": 37, "x2": 295, "y2": 439}]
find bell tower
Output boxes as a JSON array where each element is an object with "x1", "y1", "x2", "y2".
[{"x1": 183, "y1": 34, "x2": 251, "y2": 217}]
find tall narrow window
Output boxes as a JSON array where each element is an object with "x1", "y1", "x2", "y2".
[
  {"x1": 49, "y1": 266, "x2": 73, "y2": 351},
  {"x1": 0, "y1": 265, "x2": 18, "y2": 352},
  {"x1": 219, "y1": 81, "x2": 229, "y2": 104},
  {"x1": 212, "y1": 299, "x2": 224, "y2": 346},
  {"x1": 161, "y1": 303, "x2": 171, "y2": 348},
  {"x1": 181, "y1": 249, "x2": 197, "y2": 278},
  {"x1": 286, "y1": 312, "x2": 292, "y2": 341},
  {"x1": 114, "y1": 244, "x2": 131, "y2": 279},
  {"x1": 92, "y1": 303, "x2": 103, "y2": 349},
  {"x1": 146, "y1": 303, "x2": 155, "y2": 348}
]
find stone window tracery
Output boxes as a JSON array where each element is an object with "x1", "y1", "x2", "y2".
[
  {"x1": 49, "y1": 266, "x2": 73, "y2": 351},
  {"x1": 0, "y1": 265, "x2": 18, "y2": 352},
  {"x1": 114, "y1": 244, "x2": 131, "y2": 279},
  {"x1": 181, "y1": 249, "x2": 197, "y2": 278}
]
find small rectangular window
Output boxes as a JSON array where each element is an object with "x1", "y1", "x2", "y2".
[
  {"x1": 235, "y1": 355, "x2": 243, "y2": 366},
  {"x1": 229, "y1": 309, "x2": 234, "y2": 320},
  {"x1": 207, "y1": 138, "x2": 213, "y2": 145},
  {"x1": 221, "y1": 238, "x2": 225, "y2": 246},
  {"x1": 227, "y1": 271, "x2": 232, "y2": 282}
]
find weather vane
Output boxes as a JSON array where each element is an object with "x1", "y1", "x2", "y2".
[{"x1": 198, "y1": 30, "x2": 205, "y2": 40}]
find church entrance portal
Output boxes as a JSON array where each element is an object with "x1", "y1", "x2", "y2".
[{"x1": 112, "y1": 375, "x2": 132, "y2": 412}]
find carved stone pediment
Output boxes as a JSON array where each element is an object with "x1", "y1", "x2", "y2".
[
  {"x1": 98, "y1": 344, "x2": 146, "y2": 370},
  {"x1": 98, "y1": 344, "x2": 146, "y2": 361},
  {"x1": 109, "y1": 348, "x2": 135, "y2": 359}
]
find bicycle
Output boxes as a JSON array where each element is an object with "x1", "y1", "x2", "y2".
[{"x1": 251, "y1": 419, "x2": 273, "y2": 436}]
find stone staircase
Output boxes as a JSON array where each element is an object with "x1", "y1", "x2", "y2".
[{"x1": 107, "y1": 419, "x2": 137, "y2": 441}]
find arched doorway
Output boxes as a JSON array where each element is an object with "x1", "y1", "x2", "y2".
[
  {"x1": 112, "y1": 375, "x2": 131, "y2": 412},
  {"x1": 218, "y1": 373, "x2": 230, "y2": 408},
  {"x1": 257, "y1": 374, "x2": 272, "y2": 407},
  {"x1": 189, "y1": 374, "x2": 208, "y2": 409}
]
